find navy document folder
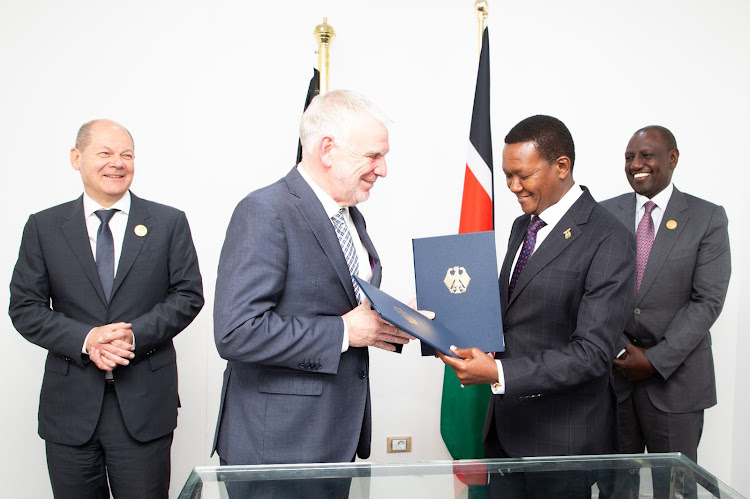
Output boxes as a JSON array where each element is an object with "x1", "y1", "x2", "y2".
[
  {"x1": 354, "y1": 276, "x2": 464, "y2": 358},
  {"x1": 412, "y1": 231, "x2": 505, "y2": 356}
]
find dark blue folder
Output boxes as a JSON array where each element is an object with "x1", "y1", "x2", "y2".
[
  {"x1": 353, "y1": 276, "x2": 463, "y2": 358},
  {"x1": 412, "y1": 231, "x2": 505, "y2": 356}
]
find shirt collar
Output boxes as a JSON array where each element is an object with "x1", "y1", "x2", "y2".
[
  {"x1": 297, "y1": 166, "x2": 346, "y2": 219},
  {"x1": 83, "y1": 190, "x2": 131, "y2": 217},
  {"x1": 635, "y1": 182, "x2": 673, "y2": 213},
  {"x1": 535, "y1": 182, "x2": 582, "y2": 228}
]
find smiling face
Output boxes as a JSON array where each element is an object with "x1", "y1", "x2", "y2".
[
  {"x1": 624, "y1": 129, "x2": 678, "y2": 199},
  {"x1": 502, "y1": 141, "x2": 571, "y2": 216},
  {"x1": 327, "y1": 112, "x2": 389, "y2": 206},
  {"x1": 70, "y1": 120, "x2": 134, "y2": 207}
]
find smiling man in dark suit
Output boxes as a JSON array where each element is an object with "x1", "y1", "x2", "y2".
[
  {"x1": 9, "y1": 119, "x2": 204, "y2": 499},
  {"x1": 599, "y1": 126, "x2": 731, "y2": 499},
  {"x1": 212, "y1": 90, "x2": 412, "y2": 471},
  {"x1": 439, "y1": 115, "x2": 635, "y2": 497}
]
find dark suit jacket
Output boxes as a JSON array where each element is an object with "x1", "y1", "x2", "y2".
[
  {"x1": 601, "y1": 187, "x2": 730, "y2": 413},
  {"x1": 9, "y1": 192, "x2": 204, "y2": 445},
  {"x1": 484, "y1": 187, "x2": 635, "y2": 457},
  {"x1": 212, "y1": 167, "x2": 380, "y2": 464}
]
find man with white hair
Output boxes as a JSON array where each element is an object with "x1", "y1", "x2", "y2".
[{"x1": 212, "y1": 90, "x2": 412, "y2": 467}]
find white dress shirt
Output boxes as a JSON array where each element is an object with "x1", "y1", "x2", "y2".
[
  {"x1": 492, "y1": 184, "x2": 584, "y2": 394},
  {"x1": 298, "y1": 166, "x2": 373, "y2": 352},
  {"x1": 635, "y1": 182, "x2": 674, "y2": 237}
]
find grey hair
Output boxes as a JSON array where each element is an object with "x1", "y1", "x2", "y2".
[{"x1": 299, "y1": 90, "x2": 389, "y2": 159}]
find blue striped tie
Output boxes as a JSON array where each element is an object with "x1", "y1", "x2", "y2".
[{"x1": 331, "y1": 208, "x2": 362, "y2": 304}]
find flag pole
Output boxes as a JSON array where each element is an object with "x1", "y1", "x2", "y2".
[
  {"x1": 475, "y1": 0, "x2": 488, "y2": 56},
  {"x1": 313, "y1": 17, "x2": 335, "y2": 93}
]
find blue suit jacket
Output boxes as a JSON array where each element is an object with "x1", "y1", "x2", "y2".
[
  {"x1": 9, "y1": 192, "x2": 204, "y2": 445},
  {"x1": 485, "y1": 187, "x2": 635, "y2": 457},
  {"x1": 212, "y1": 167, "x2": 381, "y2": 464}
]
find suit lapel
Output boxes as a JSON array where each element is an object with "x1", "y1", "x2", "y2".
[
  {"x1": 614, "y1": 194, "x2": 636, "y2": 235},
  {"x1": 637, "y1": 188, "x2": 688, "y2": 302},
  {"x1": 507, "y1": 189, "x2": 594, "y2": 308},
  {"x1": 60, "y1": 196, "x2": 108, "y2": 305},
  {"x1": 111, "y1": 193, "x2": 151, "y2": 300},
  {"x1": 286, "y1": 168, "x2": 360, "y2": 308},
  {"x1": 350, "y1": 206, "x2": 381, "y2": 287}
]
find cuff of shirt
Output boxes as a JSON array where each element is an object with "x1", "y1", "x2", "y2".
[
  {"x1": 82, "y1": 328, "x2": 96, "y2": 354},
  {"x1": 341, "y1": 317, "x2": 349, "y2": 353},
  {"x1": 490, "y1": 359, "x2": 505, "y2": 394}
]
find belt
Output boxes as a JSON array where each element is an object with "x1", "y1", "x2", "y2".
[{"x1": 105, "y1": 378, "x2": 116, "y2": 390}]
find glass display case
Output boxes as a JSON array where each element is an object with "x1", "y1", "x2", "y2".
[{"x1": 178, "y1": 452, "x2": 743, "y2": 498}]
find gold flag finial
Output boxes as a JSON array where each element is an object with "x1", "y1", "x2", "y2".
[
  {"x1": 314, "y1": 17, "x2": 336, "y2": 93},
  {"x1": 474, "y1": 0, "x2": 489, "y2": 55}
]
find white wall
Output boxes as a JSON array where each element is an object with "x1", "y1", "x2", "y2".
[{"x1": 1, "y1": 1, "x2": 748, "y2": 497}]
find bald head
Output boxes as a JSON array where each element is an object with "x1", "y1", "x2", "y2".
[{"x1": 75, "y1": 119, "x2": 134, "y2": 151}]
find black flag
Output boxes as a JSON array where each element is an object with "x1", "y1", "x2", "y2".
[{"x1": 296, "y1": 68, "x2": 320, "y2": 164}]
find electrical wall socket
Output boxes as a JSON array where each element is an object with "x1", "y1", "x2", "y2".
[{"x1": 386, "y1": 436, "x2": 412, "y2": 453}]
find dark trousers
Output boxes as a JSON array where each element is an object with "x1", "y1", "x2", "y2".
[
  {"x1": 219, "y1": 458, "x2": 354, "y2": 499},
  {"x1": 46, "y1": 386, "x2": 173, "y2": 499},
  {"x1": 484, "y1": 419, "x2": 593, "y2": 499},
  {"x1": 598, "y1": 384, "x2": 705, "y2": 499}
]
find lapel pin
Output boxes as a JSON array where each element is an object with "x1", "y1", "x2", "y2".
[
  {"x1": 134, "y1": 225, "x2": 148, "y2": 237},
  {"x1": 563, "y1": 228, "x2": 572, "y2": 239},
  {"x1": 666, "y1": 220, "x2": 677, "y2": 230}
]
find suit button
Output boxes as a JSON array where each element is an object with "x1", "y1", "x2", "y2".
[
  {"x1": 358, "y1": 370, "x2": 366, "y2": 379},
  {"x1": 298, "y1": 363, "x2": 306, "y2": 369},
  {"x1": 503, "y1": 325, "x2": 509, "y2": 333},
  {"x1": 634, "y1": 308, "x2": 641, "y2": 315}
]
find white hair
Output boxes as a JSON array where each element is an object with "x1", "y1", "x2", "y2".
[{"x1": 299, "y1": 90, "x2": 389, "y2": 159}]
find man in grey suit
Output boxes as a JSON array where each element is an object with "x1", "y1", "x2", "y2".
[
  {"x1": 9, "y1": 119, "x2": 204, "y2": 498},
  {"x1": 439, "y1": 115, "x2": 635, "y2": 497},
  {"x1": 599, "y1": 126, "x2": 731, "y2": 499},
  {"x1": 212, "y1": 90, "x2": 412, "y2": 469}
]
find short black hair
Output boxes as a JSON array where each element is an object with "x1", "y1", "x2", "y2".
[
  {"x1": 634, "y1": 125, "x2": 677, "y2": 151},
  {"x1": 505, "y1": 115, "x2": 575, "y2": 169}
]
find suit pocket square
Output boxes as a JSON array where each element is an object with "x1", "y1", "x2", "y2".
[{"x1": 260, "y1": 371, "x2": 323, "y2": 396}]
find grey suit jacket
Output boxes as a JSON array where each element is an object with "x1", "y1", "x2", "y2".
[
  {"x1": 212, "y1": 167, "x2": 381, "y2": 464},
  {"x1": 484, "y1": 187, "x2": 635, "y2": 457},
  {"x1": 9, "y1": 193, "x2": 204, "y2": 445},
  {"x1": 601, "y1": 187, "x2": 730, "y2": 413}
]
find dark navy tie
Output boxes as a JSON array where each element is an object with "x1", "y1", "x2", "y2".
[
  {"x1": 508, "y1": 216, "x2": 547, "y2": 298},
  {"x1": 95, "y1": 209, "x2": 118, "y2": 302}
]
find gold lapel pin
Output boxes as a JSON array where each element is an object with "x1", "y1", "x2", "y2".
[
  {"x1": 134, "y1": 225, "x2": 148, "y2": 237},
  {"x1": 666, "y1": 220, "x2": 677, "y2": 230},
  {"x1": 563, "y1": 228, "x2": 572, "y2": 239}
]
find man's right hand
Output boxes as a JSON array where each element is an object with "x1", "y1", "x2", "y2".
[
  {"x1": 85, "y1": 322, "x2": 135, "y2": 371},
  {"x1": 344, "y1": 302, "x2": 414, "y2": 352}
]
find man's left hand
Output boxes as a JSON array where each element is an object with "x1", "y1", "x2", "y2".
[
  {"x1": 613, "y1": 343, "x2": 656, "y2": 382},
  {"x1": 436, "y1": 346, "x2": 498, "y2": 386}
]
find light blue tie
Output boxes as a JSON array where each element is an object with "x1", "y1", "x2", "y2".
[{"x1": 331, "y1": 208, "x2": 362, "y2": 304}]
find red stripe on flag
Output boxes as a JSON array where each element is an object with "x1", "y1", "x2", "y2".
[{"x1": 459, "y1": 164, "x2": 493, "y2": 234}]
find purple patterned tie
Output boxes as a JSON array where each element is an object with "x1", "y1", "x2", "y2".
[
  {"x1": 636, "y1": 201, "x2": 656, "y2": 292},
  {"x1": 509, "y1": 216, "x2": 547, "y2": 297}
]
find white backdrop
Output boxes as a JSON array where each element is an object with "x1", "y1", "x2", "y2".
[{"x1": 1, "y1": 1, "x2": 748, "y2": 497}]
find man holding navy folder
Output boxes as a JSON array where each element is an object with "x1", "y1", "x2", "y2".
[{"x1": 439, "y1": 115, "x2": 635, "y2": 497}]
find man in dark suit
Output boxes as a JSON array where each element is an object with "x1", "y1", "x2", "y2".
[
  {"x1": 439, "y1": 115, "x2": 635, "y2": 497},
  {"x1": 599, "y1": 126, "x2": 731, "y2": 499},
  {"x1": 9, "y1": 119, "x2": 204, "y2": 499},
  {"x1": 212, "y1": 90, "x2": 412, "y2": 468}
]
